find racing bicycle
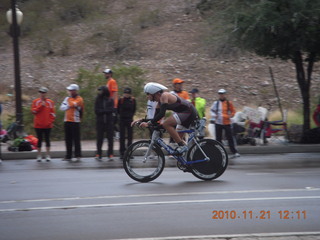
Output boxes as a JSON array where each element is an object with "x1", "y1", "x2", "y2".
[{"x1": 123, "y1": 119, "x2": 228, "y2": 182}]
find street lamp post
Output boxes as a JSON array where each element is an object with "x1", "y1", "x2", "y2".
[{"x1": 6, "y1": 0, "x2": 24, "y2": 136}]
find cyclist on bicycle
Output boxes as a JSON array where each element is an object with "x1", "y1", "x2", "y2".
[{"x1": 137, "y1": 82, "x2": 198, "y2": 155}]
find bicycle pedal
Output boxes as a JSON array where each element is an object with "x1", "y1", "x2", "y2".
[{"x1": 172, "y1": 146, "x2": 188, "y2": 156}]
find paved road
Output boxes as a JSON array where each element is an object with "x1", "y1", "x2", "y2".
[{"x1": 0, "y1": 153, "x2": 319, "y2": 240}]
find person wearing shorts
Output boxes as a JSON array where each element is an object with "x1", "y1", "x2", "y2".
[{"x1": 138, "y1": 82, "x2": 198, "y2": 155}]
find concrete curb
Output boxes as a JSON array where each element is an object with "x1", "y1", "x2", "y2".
[{"x1": 1, "y1": 143, "x2": 320, "y2": 160}]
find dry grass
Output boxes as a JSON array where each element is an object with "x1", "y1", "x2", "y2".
[{"x1": 0, "y1": 94, "x2": 12, "y2": 103}]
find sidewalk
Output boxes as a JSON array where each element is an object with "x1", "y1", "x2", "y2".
[{"x1": 1, "y1": 138, "x2": 320, "y2": 161}]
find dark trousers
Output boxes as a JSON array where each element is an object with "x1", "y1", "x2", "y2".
[
  {"x1": 215, "y1": 124, "x2": 238, "y2": 154},
  {"x1": 64, "y1": 122, "x2": 81, "y2": 158},
  {"x1": 35, "y1": 128, "x2": 51, "y2": 148},
  {"x1": 96, "y1": 117, "x2": 114, "y2": 157},
  {"x1": 119, "y1": 118, "x2": 133, "y2": 156}
]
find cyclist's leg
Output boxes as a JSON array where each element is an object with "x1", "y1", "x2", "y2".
[
  {"x1": 176, "y1": 124, "x2": 187, "y2": 141},
  {"x1": 162, "y1": 115, "x2": 184, "y2": 144},
  {"x1": 162, "y1": 115, "x2": 188, "y2": 155}
]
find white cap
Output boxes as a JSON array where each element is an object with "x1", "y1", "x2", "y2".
[
  {"x1": 103, "y1": 68, "x2": 113, "y2": 74},
  {"x1": 66, "y1": 84, "x2": 79, "y2": 91},
  {"x1": 39, "y1": 86, "x2": 48, "y2": 93},
  {"x1": 218, "y1": 89, "x2": 227, "y2": 94}
]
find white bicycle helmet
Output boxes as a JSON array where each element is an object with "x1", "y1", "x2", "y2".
[{"x1": 144, "y1": 82, "x2": 168, "y2": 95}]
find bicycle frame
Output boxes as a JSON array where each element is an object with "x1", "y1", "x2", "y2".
[{"x1": 144, "y1": 128, "x2": 210, "y2": 166}]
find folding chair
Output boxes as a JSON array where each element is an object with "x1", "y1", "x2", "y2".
[
  {"x1": 243, "y1": 107, "x2": 269, "y2": 146},
  {"x1": 263, "y1": 110, "x2": 289, "y2": 144}
]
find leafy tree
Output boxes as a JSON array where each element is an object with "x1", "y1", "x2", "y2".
[{"x1": 199, "y1": 0, "x2": 320, "y2": 141}]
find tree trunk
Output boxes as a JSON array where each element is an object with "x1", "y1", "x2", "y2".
[{"x1": 293, "y1": 51, "x2": 311, "y2": 142}]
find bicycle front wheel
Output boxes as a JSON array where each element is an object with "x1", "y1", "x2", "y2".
[
  {"x1": 123, "y1": 140, "x2": 165, "y2": 183},
  {"x1": 187, "y1": 139, "x2": 228, "y2": 181}
]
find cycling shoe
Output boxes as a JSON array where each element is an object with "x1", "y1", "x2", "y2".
[{"x1": 172, "y1": 145, "x2": 188, "y2": 155}]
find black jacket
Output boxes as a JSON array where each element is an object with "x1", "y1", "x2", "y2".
[
  {"x1": 95, "y1": 86, "x2": 114, "y2": 124},
  {"x1": 118, "y1": 96, "x2": 136, "y2": 120}
]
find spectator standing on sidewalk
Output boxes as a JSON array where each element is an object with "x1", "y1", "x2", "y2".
[
  {"x1": 103, "y1": 68, "x2": 119, "y2": 139},
  {"x1": 169, "y1": 78, "x2": 190, "y2": 145},
  {"x1": 94, "y1": 86, "x2": 115, "y2": 161},
  {"x1": 31, "y1": 87, "x2": 56, "y2": 162},
  {"x1": 312, "y1": 98, "x2": 320, "y2": 127},
  {"x1": 0, "y1": 102, "x2": 2, "y2": 164},
  {"x1": 60, "y1": 84, "x2": 84, "y2": 162},
  {"x1": 189, "y1": 88, "x2": 206, "y2": 118},
  {"x1": 171, "y1": 78, "x2": 189, "y2": 100},
  {"x1": 118, "y1": 87, "x2": 136, "y2": 159},
  {"x1": 0, "y1": 102, "x2": 2, "y2": 129},
  {"x1": 210, "y1": 89, "x2": 240, "y2": 159},
  {"x1": 189, "y1": 88, "x2": 206, "y2": 138}
]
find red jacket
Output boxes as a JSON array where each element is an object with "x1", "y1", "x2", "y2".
[
  {"x1": 31, "y1": 98, "x2": 56, "y2": 128},
  {"x1": 313, "y1": 104, "x2": 320, "y2": 127}
]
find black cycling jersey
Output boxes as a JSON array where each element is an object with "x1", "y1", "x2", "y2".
[
  {"x1": 152, "y1": 95, "x2": 198, "y2": 128},
  {"x1": 166, "y1": 96, "x2": 193, "y2": 113}
]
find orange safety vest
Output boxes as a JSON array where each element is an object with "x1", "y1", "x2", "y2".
[{"x1": 106, "y1": 78, "x2": 119, "y2": 108}]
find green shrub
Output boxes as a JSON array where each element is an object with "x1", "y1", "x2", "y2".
[
  {"x1": 20, "y1": 65, "x2": 147, "y2": 141},
  {"x1": 71, "y1": 65, "x2": 146, "y2": 140}
]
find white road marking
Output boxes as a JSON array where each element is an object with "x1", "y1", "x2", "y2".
[
  {"x1": 0, "y1": 187, "x2": 319, "y2": 204},
  {"x1": 116, "y1": 232, "x2": 320, "y2": 240},
  {"x1": 0, "y1": 195, "x2": 319, "y2": 212}
]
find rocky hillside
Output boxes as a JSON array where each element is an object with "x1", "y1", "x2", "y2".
[{"x1": 1, "y1": 0, "x2": 319, "y2": 115}]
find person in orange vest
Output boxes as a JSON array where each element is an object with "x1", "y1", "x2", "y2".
[
  {"x1": 171, "y1": 78, "x2": 189, "y2": 100},
  {"x1": 103, "y1": 68, "x2": 120, "y2": 140},
  {"x1": 60, "y1": 84, "x2": 84, "y2": 162},
  {"x1": 210, "y1": 89, "x2": 240, "y2": 159},
  {"x1": 169, "y1": 78, "x2": 190, "y2": 145},
  {"x1": 103, "y1": 68, "x2": 118, "y2": 108},
  {"x1": 31, "y1": 87, "x2": 56, "y2": 162}
]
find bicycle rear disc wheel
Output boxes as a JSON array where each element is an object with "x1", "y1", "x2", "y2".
[
  {"x1": 123, "y1": 140, "x2": 165, "y2": 182},
  {"x1": 187, "y1": 139, "x2": 228, "y2": 181}
]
